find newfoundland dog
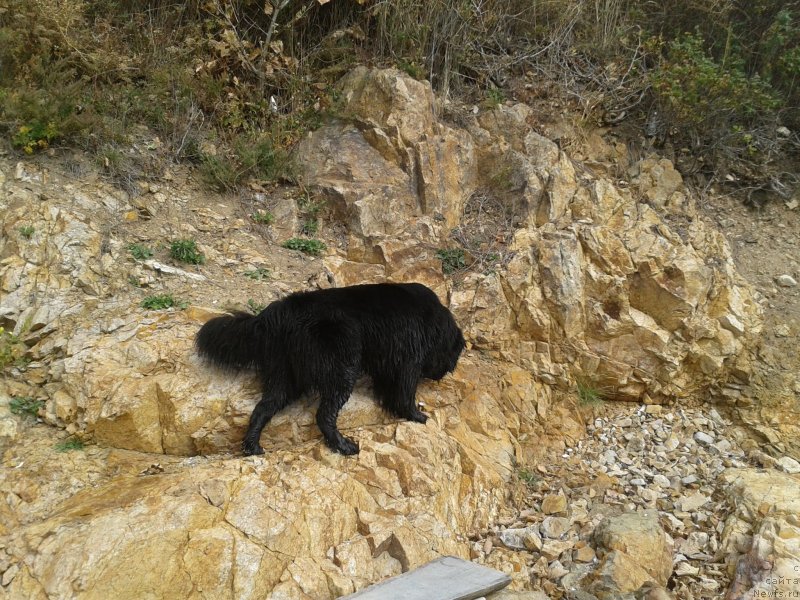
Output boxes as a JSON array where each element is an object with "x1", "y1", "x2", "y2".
[{"x1": 195, "y1": 282, "x2": 465, "y2": 456}]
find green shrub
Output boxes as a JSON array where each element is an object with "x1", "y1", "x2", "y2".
[
  {"x1": 243, "y1": 267, "x2": 271, "y2": 281},
  {"x1": 170, "y1": 239, "x2": 205, "y2": 265},
  {"x1": 0, "y1": 327, "x2": 27, "y2": 370},
  {"x1": 200, "y1": 135, "x2": 295, "y2": 192},
  {"x1": 141, "y1": 294, "x2": 187, "y2": 310},
  {"x1": 651, "y1": 34, "x2": 780, "y2": 133},
  {"x1": 282, "y1": 238, "x2": 326, "y2": 256},
  {"x1": 55, "y1": 438, "x2": 84, "y2": 452},
  {"x1": 517, "y1": 468, "x2": 539, "y2": 487},
  {"x1": 12, "y1": 121, "x2": 59, "y2": 154},
  {"x1": 18, "y1": 225, "x2": 35, "y2": 239},
  {"x1": 247, "y1": 299, "x2": 266, "y2": 314},
  {"x1": 10, "y1": 396, "x2": 44, "y2": 417},
  {"x1": 128, "y1": 244, "x2": 153, "y2": 261},
  {"x1": 300, "y1": 219, "x2": 319, "y2": 236},
  {"x1": 251, "y1": 210, "x2": 274, "y2": 225},
  {"x1": 436, "y1": 248, "x2": 467, "y2": 274},
  {"x1": 484, "y1": 87, "x2": 505, "y2": 108},
  {"x1": 577, "y1": 380, "x2": 605, "y2": 407}
]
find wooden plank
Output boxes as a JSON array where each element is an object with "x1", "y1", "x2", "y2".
[{"x1": 339, "y1": 555, "x2": 511, "y2": 600}]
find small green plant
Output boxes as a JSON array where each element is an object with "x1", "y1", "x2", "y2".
[
  {"x1": 247, "y1": 299, "x2": 266, "y2": 314},
  {"x1": 300, "y1": 218, "x2": 319, "y2": 236},
  {"x1": 436, "y1": 248, "x2": 467, "y2": 274},
  {"x1": 55, "y1": 438, "x2": 84, "y2": 452},
  {"x1": 577, "y1": 381, "x2": 605, "y2": 407},
  {"x1": 0, "y1": 327, "x2": 27, "y2": 370},
  {"x1": 518, "y1": 468, "x2": 539, "y2": 487},
  {"x1": 141, "y1": 294, "x2": 187, "y2": 310},
  {"x1": 485, "y1": 87, "x2": 505, "y2": 108},
  {"x1": 297, "y1": 193, "x2": 324, "y2": 237},
  {"x1": 398, "y1": 60, "x2": 425, "y2": 80},
  {"x1": 298, "y1": 194, "x2": 324, "y2": 218},
  {"x1": 243, "y1": 267, "x2": 270, "y2": 281},
  {"x1": 128, "y1": 243, "x2": 154, "y2": 261},
  {"x1": 169, "y1": 239, "x2": 205, "y2": 265},
  {"x1": 282, "y1": 238, "x2": 326, "y2": 256},
  {"x1": 18, "y1": 225, "x2": 35, "y2": 239},
  {"x1": 12, "y1": 121, "x2": 59, "y2": 154},
  {"x1": 9, "y1": 396, "x2": 44, "y2": 417},
  {"x1": 251, "y1": 210, "x2": 274, "y2": 225}
]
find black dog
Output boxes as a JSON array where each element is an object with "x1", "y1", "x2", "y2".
[{"x1": 195, "y1": 282, "x2": 465, "y2": 456}]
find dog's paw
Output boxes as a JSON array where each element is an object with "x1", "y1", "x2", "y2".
[
  {"x1": 242, "y1": 440, "x2": 265, "y2": 456},
  {"x1": 409, "y1": 408, "x2": 429, "y2": 424},
  {"x1": 331, "y1": 436, "x2": 360, "y2": 456}
]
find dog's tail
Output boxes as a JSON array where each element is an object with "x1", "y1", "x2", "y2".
[{"x1": 195, "y1": 311, "x2": 266, "y2": 371}]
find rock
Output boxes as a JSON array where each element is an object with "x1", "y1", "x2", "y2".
[
  {"x1": 776, "y1": 456, "x2": 800, "y2": 474},
  {"x1": 693, "y1": 431, "x2": 714, "y2": 445},
  {"x1": 593, "y1": 511, "x2": 673, "y2": 587},
  {"x1": 678, "y1": 492, "x2": 709, "y2": 512},
  {"x1": 775, "y1": 274, "x2": 797, "y2": 287},
  {"x1": 541, "y1": 517, "x2": 571, "y2": 539},
  {"x1": 652, "y1": 474, "x2": 670, "y2": 488},
  {"x1": 720, "y1": 469, "x2": 800, "y2": 598},
  {"x1": 499, "y1": 527, "x2": 542, "y2": 552},
  {"x1": 574, "y1": 545, "x2": 597, "y2": 563},
  {"x1": 587, "y1": 550, "x2": 659, "y2": 598},
  {"x1": 1, "y1": 563, "x2": 19, "y2": 586},
  {"x1": 541, "y1": 493, "x2": 568, "y2": 515},
  {"x1": 775, "y1": 324, "x2": 791, "y2": 337}
]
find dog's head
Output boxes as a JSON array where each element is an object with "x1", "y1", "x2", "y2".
[{"x1": 422, "y1": 323, "x2": 465, "y2": 381}]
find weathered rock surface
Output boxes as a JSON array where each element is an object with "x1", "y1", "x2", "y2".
[
  {"x1": 0, "y1": 66, "x2": 769, "y2": 598},
  {"x1": 720, "y1": 468, "x2": 800, "y2": 599},
  {"x1": 589, "y1": 511, "x2": 673, "y2": 595}
]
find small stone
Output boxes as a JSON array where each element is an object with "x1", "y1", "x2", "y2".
[
  {"x1": 574, "y1": 545, "x2": 596, "y2": 562},
  {"x1": 639, "y1": 488, "x2": 659, "y2": 503},
  {"x1": 775, "y1": 274, "x2": 797, "y2": 287},
  {"x1": 674, "y1": 561, "x2": 700, "y2": 576},
  {"x1": 541, "y1": 493, "x2": 568, "y2": 515},
  {"x1": 776, "y1": 456, "x2": 800, "y2": 474},
  {"x1": 483, "y1": 537, "x2": 493, "y2": 555},
  {"x1": 775, "y1": 324, "x2": 791, "y2": 338},
  {"x1": 541, "y1": 517, "x2": 571, "y2": 539},
  {"x1": 630, "y1": 478, "x2": 646, "y2": 486},
  {"x1": 547, "y1": 559, "x2": 569, "y2": 579},
  {"x1": 714, "y1": 439, "x2": 732, "y2": 453},
  {"x1": 678, "y1": 492, "x2": 709, "y2": 512},
  {"x1": 499, "y1": 527, "x2": 542, "y2": 551},
  {"x1": 694, "y1": 431, "x2": 715, "y2": 445},
  {"x1": 541, "y1": 539, "x2": 573, "y2": 560},
  {"x1": 2, "y1": 564, "x2": 19, "y2": 586},
  {"x1": 645, "y1": 405, "x2": 663, "y2": 415},
  {"x1": 653, "y1": 474, "x2": 670, "y2": 487},
  {"x1": 681, "y1": 474, "x2": 698, "y2": 485}
]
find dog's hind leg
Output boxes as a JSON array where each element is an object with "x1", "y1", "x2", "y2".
[
  {"x1": 316, "y1": 382, "x2": 360, "y2": 455},
  {"x1": 242, "y1": 386, "x2": 291, "y2": 456}
]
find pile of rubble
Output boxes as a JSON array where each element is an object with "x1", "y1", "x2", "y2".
[{"x1": 475, "y1": 404, "x2": 800, "y2": 599}]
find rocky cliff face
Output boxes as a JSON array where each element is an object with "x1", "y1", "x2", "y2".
[{"x1": 0, "y1": 68, "x2": 776, "y2": 598}]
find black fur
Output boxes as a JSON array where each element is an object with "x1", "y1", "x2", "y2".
[{"x1": 195, "y1": 282, "x2": 465, "y2": 456}]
